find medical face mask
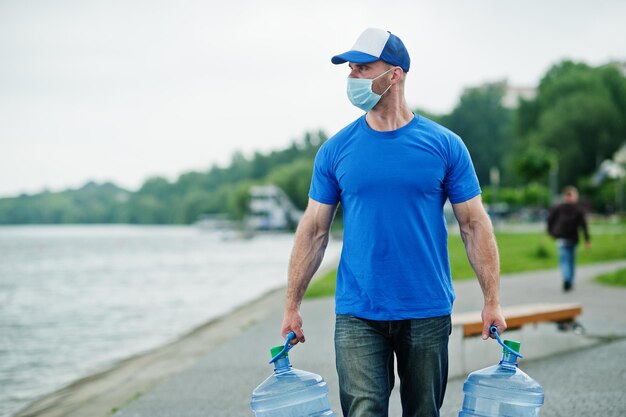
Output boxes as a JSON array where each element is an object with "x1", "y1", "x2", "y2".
[{"x1": 346, "y1": 68, "x2": 394, "y2": 112}]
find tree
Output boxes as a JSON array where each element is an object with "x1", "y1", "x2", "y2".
[
  {"x1": 266, "y1": 158, "x2": 314, "y2": 210},
  {"x1": 514, "y1": 146, "x2": 554, "y2": 183},
  {"x1": 516, "y1": 60, "x2": 626, "y2": 187},
  {"x1": 442, "y1": 83, "x2": 514, "y2": 185}
]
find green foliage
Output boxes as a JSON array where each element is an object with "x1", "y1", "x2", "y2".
[
  {"x1": 534, "y1": 241, "x2": 551, "y2": 259},
  {"x1": 3, "y1": 59, "x2": 626, "y2": 224},
  {"x1": 304, "y1": 268, "x2": 339, "y2": 299},
  {"x1": 441, "y1": 83, "x2": 514, "y2": 185},
  {"x1": 595, "y1": 268, "x2": 626, "y2": 287},
  {"x1": 482, "y1": 184, "x2": 550, "y2": 209},
  {"x1": 580, "y1": 176, "x2": 626, "y2": 214},
  {"x1": 523, "y1": 183, "x2": 551, "y2": 208},
  {"x1": 0, "y1": 182, "x2": 130, "y2": 224},
  {"x1": 513, "y1": 147, "x2": 554, "y2": 183},
  {"x1": 266, "y1": 158, "x2": 314, "y2": 210},
  {"x1": 171, "y1": 189, "x2": 220, "y2": 224},
  {"x1": 0, "y1": 130, "x2": 326, "y2": 224},
  {"x1": 414, "y1": 107, "x2": 446, "y2": 125},
  {"x1": 515, "y1": 60, "x2": 626, "y2": 187},
  {"x1": 227, "y1": 181, "x2": 255, "y2": 221}
]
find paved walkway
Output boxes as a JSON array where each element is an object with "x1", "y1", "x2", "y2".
[{"x1": 111, "y1": 260, "x2": 626, "y2": 417}]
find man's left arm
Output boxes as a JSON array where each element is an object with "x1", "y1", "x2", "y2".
[
  {"x1": 452, "y1": 195, "x2": 507, "y2": 340},
  {"x1": 579, "y1": 207, "x2": 591, "y2": 249}
]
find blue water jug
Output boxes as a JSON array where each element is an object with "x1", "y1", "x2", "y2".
[
  {"x1": 458, "y1": 327, "x2": 544, "y2": 416},
  {"x1": 250, "y1": 332, "x2": 334, "y2": 416}
]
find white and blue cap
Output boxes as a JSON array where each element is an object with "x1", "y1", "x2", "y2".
[{"x1": 331, "y1": 28, "x2": 410, "y2": 72}]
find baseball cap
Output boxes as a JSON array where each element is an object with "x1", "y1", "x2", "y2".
[{"x1": 331, "y1": 28, "x2": 410, "y2": 72}]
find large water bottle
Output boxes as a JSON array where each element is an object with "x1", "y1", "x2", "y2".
[
  {"x1": 250, "y1": 333, "x2": 334, "y2": 416},
  {"x1": 459, "y1": 327, "x2": 544, "y2": 416}
]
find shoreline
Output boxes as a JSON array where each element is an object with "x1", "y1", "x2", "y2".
[
  {"x1": 13, "y1": 285, "x2": 289, "y2": 417},
  {"x1": 15, "y1": 258, "x2": 626, "y2": 417},
  {"x1": 9, "y1": 232, "x2": 343, "y2": 417}
]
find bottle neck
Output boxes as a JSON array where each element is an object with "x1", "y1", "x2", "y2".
[
  {"x1": 273, "y1": 356, "x2": 292, "y2": 374},
  {"x1": 499, "y1": 350, "x2": 519, "y2": 369}
]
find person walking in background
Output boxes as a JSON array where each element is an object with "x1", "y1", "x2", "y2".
[
  {"x1": 280, "y1": 28, "x2": 507, "y2": 417},
  {"x1": 547, "y1": 186, "x2": 591, "y2": 292}
]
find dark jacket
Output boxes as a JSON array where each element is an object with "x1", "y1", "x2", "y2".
[{"x1": 547, "y1": 203, "x2": 590, "y2": 244}]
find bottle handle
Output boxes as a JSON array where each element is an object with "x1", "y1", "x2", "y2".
[
  {"x1": 268, "y1": 331, "x2": 297, "y2": 364},
  {"x1": 489, "y1": 325, "x2": 524, "y2": 358}
]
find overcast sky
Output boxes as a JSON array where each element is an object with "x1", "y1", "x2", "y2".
[{"x1": 1, "y1": 0, "x2": 624, "y2": 198}]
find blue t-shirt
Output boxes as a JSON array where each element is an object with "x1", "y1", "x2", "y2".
[{"x1": 309, "y1": 114, "x2": 480, "y2": 320}]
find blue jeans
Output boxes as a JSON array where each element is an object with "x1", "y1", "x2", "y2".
[
  {"x1": 335, "y1": 314, "x2": 451, "y2": 417},
  {"x1": 557, "y1": 239, "x2": 578, "y2": 284}
]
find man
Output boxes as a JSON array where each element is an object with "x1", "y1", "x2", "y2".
[
  {"x1": 547, "y1": 186, "x2": 591, "y2": 292},
  {"x1": 280, "y1": 28, "x2": 507, "y2": 417}
]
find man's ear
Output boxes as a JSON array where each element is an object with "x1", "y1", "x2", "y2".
[{"x1": 391, "y1": 67, "x2": 404, "y2": 84}]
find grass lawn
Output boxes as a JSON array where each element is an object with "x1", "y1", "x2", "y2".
[
  {"x1": 305, "y1": 229, "x2": 626, "y2": 299},
  {"x1": 595, "y1": 268, "x2": 626, "y2": 287}
]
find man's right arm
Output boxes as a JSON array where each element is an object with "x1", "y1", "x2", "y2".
[{"x1": 281, "y1": 198, "x2": 337, "y2": 344}]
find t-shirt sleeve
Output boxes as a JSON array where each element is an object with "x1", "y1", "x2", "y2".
[
  {"x1": 443, "y1": 134, "x2": 481, "y2": 204},
  {"x1": 308, "y1": 144, "x2": 341, "y2": 205}
]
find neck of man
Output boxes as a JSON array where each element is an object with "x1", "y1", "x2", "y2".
[{"x1": 366, "y1": 88, "x2": 413, "y2": 132}]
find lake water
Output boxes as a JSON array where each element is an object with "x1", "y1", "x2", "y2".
[{"x1": 0, "y1": 225, "x2": 342, "y2": 417}]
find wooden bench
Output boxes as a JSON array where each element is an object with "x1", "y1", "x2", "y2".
[{"x1": 452, "y1": 303, "x2": 584, "y2": 337}]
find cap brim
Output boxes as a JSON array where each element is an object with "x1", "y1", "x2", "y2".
[{"x1": 331, "y1": 50, "x2": 379, "y2": 65}]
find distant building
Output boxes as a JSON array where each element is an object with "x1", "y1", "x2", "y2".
[
  {"x1": 501, "y1": 83, "x2": 537, "y2": 108},
  {"x1": 246, "y1": 185, "x2": 303, "y2": 231},
  {"x1": 464, "y1": 79, "x2": 537, "y2": 109},
  {"x1": 592, "y1": 143, "x2": 626, "y2": 186}
]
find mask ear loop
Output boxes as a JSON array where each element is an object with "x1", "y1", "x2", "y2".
[
  {"x1": 380, "y1": 83, "x2": 393, "y2": 96},
  {"x1": 374, "y1": 67, "x2": 397, "y2": 97},
  {"x1": 374, "y1": 66, "x2": 400, "y2": 96},
  {"x1": 372, "y1": 67, "x2": 394, "y2": 80}
]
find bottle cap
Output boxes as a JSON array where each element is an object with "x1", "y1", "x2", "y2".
[
  {"x1": 270, "y1": 345, "x2": 288, "y2": 359},
  {"x1": 503, "y1": 339, "x2": 521, "y2": 354}
]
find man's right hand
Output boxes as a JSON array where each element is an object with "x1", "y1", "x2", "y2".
[{"x1": 281, "y1": 308, "x2": 305, "y2": 344}]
